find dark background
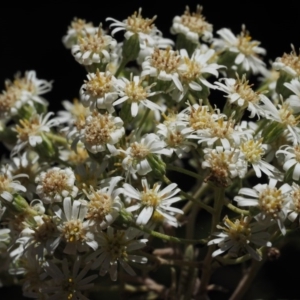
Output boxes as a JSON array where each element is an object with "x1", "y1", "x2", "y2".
[
  {"x1": 1, "y1": 1, "x2": 300, "y2": 112},
  {"x1": 1, "y1": 1, "x2": 300, "y2": 299}
]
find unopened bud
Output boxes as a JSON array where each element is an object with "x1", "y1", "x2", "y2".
[
  {"x1": 122, "y1": 33, "x2": 140, "y2": 63},
  {"x1": 147, "y1": 154, "x2": 166, "y2": 179}
]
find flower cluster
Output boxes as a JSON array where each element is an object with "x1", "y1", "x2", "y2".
[{"x1": 1, "y1": 4, "x2": 300, "y2": 300}]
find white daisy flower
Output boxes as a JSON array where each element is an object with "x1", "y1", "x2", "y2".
[
  {"x1": 287, "y1": 182, "x2": 300, "y2": 223},
  {"x1": 78, "y1": 111, "x2": 125, "y2": 154},
  {"x1": 234, "y1": 179, "x2": 292, "y2": 235},
  {"x1": 114, "y1": 75, "x2": 162, "y2": 117},
  {"x1": 284, "y1": 78, "x2": 300, "y2": 113},
  {"x1": 35, "y1": 167, "x2": 78, "y2": 204},
  {"x1": 57, "y1": 98, "x2": 90, "y2": 126},
  {"x1": 179, "y1": 101, "x2": 221, "y2": 132},
  {"x1": 84, "y1": 176, "x2": 124, "y2": 230},
  {"x1": 12, "y1": 70, "x2": 52, "y2": 105},
  {"x1": 72, "y1": 25, "x2": 117, "y2": 66},
  {"x1": 190, "y1": 114, "x2": 253, "y2": 150},
  {"x1": 208, "y1": 216, "x2": 271, "y2": 261},
  {"x1": 62, "y1": 17, "x2": 97, "y2": 49},
  {"x1": 1, "y1": 151, "x2": 40, "y2": 200},
  {"x1": 123, "y1": 178, "x2": 182, "y2": 225},
  {"x1": 16, "y1": 215, "x2": 59, "y2": 257},
  {"x1": 80, "y1": 70, "x2": 119, "y2": 112},
  {"x1": 42, "y1": 258, "x2": 97, "y2": 299},
  {"x1": 12, "y1": 112, "x2": 59, "y2": 156},
  {"x1": 87, "y1": 227, "x2": 147, "y2": 281},
  {"x1": 213, "y1": 26, "x2": 266, "y2": 75},
  {"x1": 106, "y1": 8, "x2": 160, "y2": 45},
  {"x1": 0, "y1": 168, "x2": 27, "y2": 202},
  {"x1": 141, "y1": 47, "x2": 183, "y2": 93},
  {"x1": 215, "y1": 75, "x2": 265, "y2": 118},
  {"x1": 53, "y1": 197, "x2": 98, "y2": 255},
  {"x1": 240, "y1": 138, "x2": 281, "y2": 178},
  {"x1": 202, "y1": 146, "x2": 247, "y2": 186},
  {"x1": 276, "y1": 144, "x2": 300, "y2": 180},
  {"x1": 116, "y1": 133, "x2": 171, "y2": 178},
  {"x1": 0, "y1": 71, "x2": 52, "y2": 119},
  {"x1": 174, "y1": 48, "x2": 223, "y2": 101},
  {"x1": 171, "y1": 5, "x2": 213, "y2": 43},
  {"x1": 273, "y1": 46, "x2": 300, "y2": 77},
  {"x1": 259, "y1": 96, "x2": 300, "y2": 144}
]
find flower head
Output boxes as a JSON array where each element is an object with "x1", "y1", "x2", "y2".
[
  {"x1": 171, "y1": 5, "x2": 213, "y2": 43},
  {"x1": 213, "y1": 26, "x2": 266, "y2": 75},
  {"x1": 36, "y1": 167, "x2": 78, "y2": 204},
  {"x1": 72, "y1": 25, "x2": 117, "y2": 66},
  {"x1": 123, "y1": 178, "x2": 182, "y2": 225},
  {"x1": 273, "y1": 46, "x2": 300, "y2": 77},
  {"x1": 88, "y1": 227, "x2": 147, "y2": 281},
  {"x1": 53, "y1": 197, "x2": 98, "y2": 254},
  {"x1": 0, "y1": 168, "x2": 27, "y2": 202},
  {"x1": 12, "y1": 112, "x2": 58, "y2": 156},
  {"x1": 208, "y1": 216, "x2": 271, "y2": 261},
  {"x1": 114, "y1": 75, "x2": 161, "y2": 117},
  {"x1": 234, "y1": 179, "x2": 292, "y2": 235},
  {"x1": 62, "y1": 17, "x2": 97, "y2": 49},
  {"x1": 84, "y1": 176, "x2": 124, "y2": 229},
  {"x1": 80, "y1": 70, "x2": 119, "y2": 112},
  {"x1": 80, "y1": 111, "x2": 125, "y2": 153}
]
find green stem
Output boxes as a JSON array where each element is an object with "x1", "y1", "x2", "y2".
[
  {"x1": 166, "y1": 164, "x2": 204, "y2": 181},
  {"x1": 45, "y1": 132, "x2": 68, "y2": 145},
  {"x1": 131, "y1": 223, "x2": 207, "y2": 245},
  {"x1": 198, "y1": 187, "x2": 225, "y2": 296},
  {"x1": 225, "y1": 202, "x2": 250, "y2": 216},
  {"x1": 215, "y1": 253, "x2": 252, "y2": 265},
  {"x1": 135, "y1": 108, "x2": 150, "y2": 137},
  {"x1": 115, "y1": 59, "x2": 127, "y2": 78},
  {"x1": 140, "y1": 251, "x2": 203, "y2": 268}
]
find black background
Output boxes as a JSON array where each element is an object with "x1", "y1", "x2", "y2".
[
  {"x1": 1, "y1": 1, "x2": 299, "y2": 112},
  {"x1": 1, "y1": 1, "x2": 300, "y2": 299}
]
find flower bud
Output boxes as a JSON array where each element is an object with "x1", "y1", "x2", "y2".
[
  {"x1": 147, "y1": 154, "x2": 166, "y2": 179},
  {"x1": 122, "y1": 33, "x2": 140, "y2": 63},
  {"x1": 276, "y1": 71, "x2": 294, "y2": 99}
]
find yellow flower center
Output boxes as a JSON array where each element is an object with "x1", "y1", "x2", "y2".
[
  {"x1": 15, "y1": 116, "x2": 41, "y2": 142},
  {"x1": 223, "y1": 217, "x2": 252, "y2": 243},
  {"x1": 125, "y1": 8, "x2": 156, "y2": 34},
  {"x1": 61, "y1": 219, "x2": 85, "y2": 243},
  {"x1": 86, "y1": 190, "x2": 112, "y2": 222},
  {"x1": 234, "y1": 75, "x2": 260, "y2": 104},
  {"x1": 41, "y1": 169, "x2": 71, "y2": 195},
  {"x1": 79, "y1": 29, "x2": 112, "y2": 53},
  {"x1": 84, "y1": 112, "x2": 116, "y2": 145},
  {"x1": 188, "y1": 104, "x2": 212, "y2": 130},
  {"x1": 124, "y1": 80, "x2": 149, "y2": 102},
  {"x1": 130, "y1": 142, "x2": 150, "y2": 159},
  {"x1": 279, "y1": 103, "x2": 300, "y2": 126},
  {"x1": 240, "y1": 139, "x2": 264, "y2": 163},
  {"x1": 180, "y1": 5, "x2": 212, "y2": 35},
  {"x1": 236, "y1": 29, "x2": 260, "y2": 57},
  {"x1": 84, "y1": 70, "x2": 113, "y2": 97},
  {"x1": 141, "y1": 184, "x2": 161, "y2": 207},
  {"x1": 151, "y1": 47, "x2": 180, "y2": 74},
  {"x1": 280, "y1": 49, "x2": 300, "y2": 76},
  {"x1": 258, "y1": 186, "x2": 285, "y2": 218}
]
